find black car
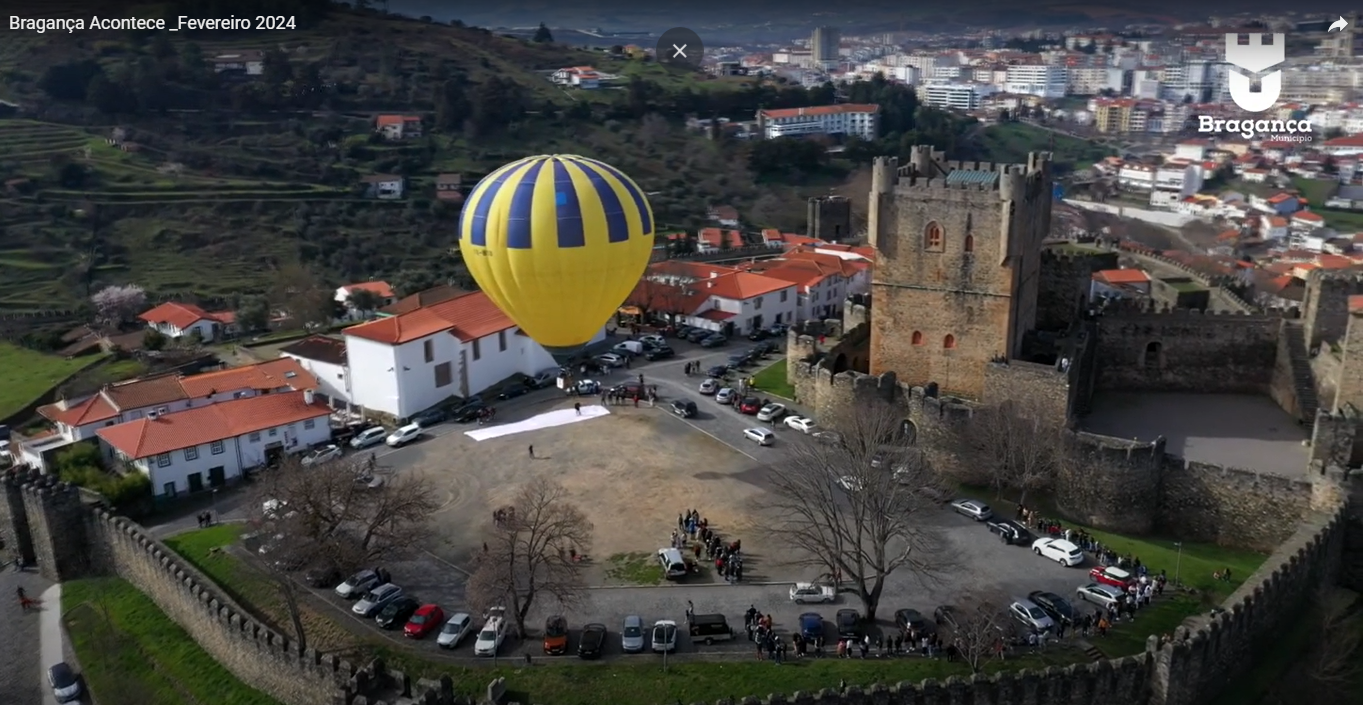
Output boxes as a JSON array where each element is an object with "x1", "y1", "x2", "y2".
[
  {"x1": 303, "y1": 562, "x2": 344, "y2": 588},
  {"x1": 674, "y1": 325, "x2": 695, "y2": 339},
  {"x1": 706, "y1": 365, "x2": 729, "y2": 378},
  {"x1": 987, "y1": 519, "x2": 1033, "y2": 545},
  {"x1": 410, "y1": 408, "x2": 447, "y2": 427},
  {"x1": 893, "y1": 608, "x2": 936, "y2": 635},
  {"x1": 47, "y1": 662, "x2": 81, "y2": 703},
  {"x1": 685, "y1": 329, "x2": 711, "y2": 343},
  {"x1": 578, "y1": 623, "x2": 607, "y2": 659},
  {"x1": 1027, "y1": 591, "x2": 1078, "y2": 625},
  {"x1": 747, "y1": 329, "x2": 768, "y2": 341},
  {"x1": 835, "y1": 609, "x2": 862, "y2": 638},
  {"x1": 726, "y1": 353, "x2": 751, "y2": 368},
  {"x1": 645, "y1": 346, "x2": 676, "y2": 361},
  {"x1": 933, "y1": 605, "x2": 960, "y2": 630},
  {"x1": 498, "y1": 384, "x2": 528, "y2": 400},
  {"x1": 670, "y1": 399, "x2": 698, "y2": 418},
  {"x1": 753, "y1": 340, "x2": 778, "y2": 355},
  {"x1": 700, "y1": 335, "x2": 727, "y2": 348},
  {"x1": 376, "y1": 597, "x2": 421, "y2": 629},
  {"x1": 449, "y1": 400, "x2": 487, "y2": 422}
]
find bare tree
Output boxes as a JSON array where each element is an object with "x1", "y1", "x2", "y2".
[
  {"x1": 268, "y1": 262, "x2": 336, "y2": 328},
  {"x1": 948, "y1": 398, "x2": 1068, "y2": 505},
  {"x1": 756, "y1": 403, "x2": 953, "y2": 621},
  {"x1": 465, "y1": 478, "x2": 593, "y2": 638},
  {"x1": 946, "y1": 593, "x2": 1011, "y2": 674},
  {"x1": 627, "y1": 279, "x2": 691, "y2": 325},
  {"x1": 237, "y1": 540, "x2": 313, "y2": 652},
  {"x1": 90, "y1": 284, "x2": 147, "y2": 325}
]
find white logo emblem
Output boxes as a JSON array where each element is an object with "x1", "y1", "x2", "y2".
[{"x1": 1224, "y1": 33, "x2": 1284, "y2": 113}]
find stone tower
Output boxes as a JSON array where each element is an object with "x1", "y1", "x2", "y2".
[
  {"x1": 868, "y1": 145, "x2": 1053, "y2": 398},
  {"x1": 806, "y1": 195, "x2": 852, "y2": 241}
]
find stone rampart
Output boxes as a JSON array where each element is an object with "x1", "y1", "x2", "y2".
[
  {"x1": 1155, "y1": 457, "x2": 1313, "y2": 551},
  {"x1": 1111, "y1": 241, "x2": 1257, "y2": 313},
  {"x1": 1094, "y1": 303, "x2": 1281, "y2": 394},
  {"x1": 1037, "y1": 248, "x2": 1120, "y2": 332},
  {"x1": 1056, "y1": 433, "x2": 1167, "y2": 535},
  {"x1": 1301, "y1": 269, "x2": 1361, "y2": 351}
]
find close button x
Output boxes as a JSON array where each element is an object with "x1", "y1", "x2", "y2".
[{"x1": 672, "y1": 44, "x2": 687, "y2": 58}]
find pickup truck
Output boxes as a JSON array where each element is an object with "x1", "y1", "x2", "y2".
[{"x1": 788, "y1": 582, "x2": 837, "y2": 604}]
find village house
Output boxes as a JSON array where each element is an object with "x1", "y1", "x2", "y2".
[
  {"x1": 1240, "y1": 168, "x2": 1271, "y2": 183},
  {"x1": 1261, "y1": 216, "x2": 1289, "y2": 241},
  {"x1": 98, "y1": 390, "x2": 330, "y2": 498},
  {"x1": 278, "y1": 336, "x2": 351, "y2": 404},
  {"x1": 1254, "y1": 272, "x2": 1305, "y2": 310},
  {"x1": 1251, "y1": 192, "x2": 1304, "y2": 216},
  {"x1": 362, "y1": 174, "x2": 404, "y2": 200},
  {"x1": 740, "y1": 250, "x2": 869, "y2": 321},
  {"x1": 695, "y1": 227, "x2": 745, "y2": 254},
  {"x1": 18, "y1": 358, "x2": 317, "y2": 472},
  {"x1": 342, "y1": 290, "x2": 601, "y2": 420},
  {"x1": 374, "y1": 115, "x2": 423, "y2": 140},
  {"x1": 707, "y1": 205, "x2": 741, "y2": 228},
  {"x1": 138, "y1": 302, "x2": 239, "y2": 342},
  {"x1": 1089, "y1": 268, "x2": 1153, "y2": 302},
  {"x1": 551, "y1": 66, "x2": 601, "y2": 89},
  {"x1": 678, "y1": 271, "x2": 797, "y2": 334},
  {"x1": 335, "y1": 281, "x2": 397, "y2": 320},
  {"x1": 210, "y1": 50, "x2": 264, "y2": 76},
  {"x1": 1289, "y1": 210, "x2": 1325, "y2": 232},
  {"x1": 434, "y1": 173, "x2": 464, "y2": 202}
]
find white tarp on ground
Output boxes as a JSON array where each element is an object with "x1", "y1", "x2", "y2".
[{"x1": 464, "y1": 405, "x2": 612, "y2": 441}]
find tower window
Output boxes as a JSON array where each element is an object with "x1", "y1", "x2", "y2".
[
  {"x1": 943, "y1": 334, "x2": 956, "y2": 349},
  {"x1": 964, "y1": 234, "x2": 974, "y2": 253},
  {"x1": 924, "y1": 221, "x2": 944, "y2": 251},
  {"x1": 911, "y1": 331, "x2": 923, "y2": 345}
]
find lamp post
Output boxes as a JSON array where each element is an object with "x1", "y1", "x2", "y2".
[
  {"x1": 211, "y1": 488, "x2": 219, "y2": 525},
  {"x1": 1173, "y1": 542, "x2": 1183, "y2": 588}
]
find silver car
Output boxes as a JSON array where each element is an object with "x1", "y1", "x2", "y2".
[
  {"x1": 621, "y1": 615, "x2": 645, "y2": 653},
  {"x1": 699, "y1": 378, "x2": 720, "y2": 395},
  {"x1": 1075, "y1": 583, "x2": 1125, "y2": 609},
  {"x1": 949, "y1": 498, "x2": 994, "y2": 521},
  {"x1": 437, "y1": 612, "x2": 473, "y2": 649},
  {"x1": 352, "y1": 583, "x2": 404, "y2": 617},
  {"x1": 334, "y1": 569, "x2": 382, "y2": 599}
]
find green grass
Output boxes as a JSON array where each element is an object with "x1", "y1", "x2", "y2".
[
  {"x1": 1163, "y1": 280, "x2": 1206, "y2": 294},
  {"x1": 751, "y1": 360, "x2": 796, "y2": 400},
  {"x1": 1292, "y1": 176, "x2": 1363, "y2": 232},
  {"x1": 163, "y1": 524, "x2": 276, "y2": 610},
  {"x1": 62, "y1": 577, "x2": 283, "y2": 705},
  {"x1": 604, "y1": 551, "x2": 663, "y2": 585},
  {"x1": 0, "y1": 342, "x2": 101, "y2": 420}
]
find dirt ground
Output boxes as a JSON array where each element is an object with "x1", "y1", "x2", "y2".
[{"x1": 407, "y1": 406, "x2": 798, "y2": 583}]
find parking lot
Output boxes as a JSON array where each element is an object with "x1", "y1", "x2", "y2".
[{"x1": 274, "y1": 332, "x2": 1148, "y2": 663}]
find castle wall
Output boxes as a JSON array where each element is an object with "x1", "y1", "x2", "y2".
[
  {"x1": 1094, "y1": 307, "x2": 1280, "y2": 394},
  {"x1": 981, "y1": 360, "x2": 1071, "y2": 423},
  {"x1": 1055, "y1": 433, "x2": 1166, "y2": 535},
  {"x1": 1155, "y1": 457, "x2": 1312, "y2": 551},
  {"x1": 807, "y1": 196, "x2": 852, "y2": 241},
  {"x1": 1335, "y1": 311, "x2": 1362, "y2": 413},
  {"x1": 1301, "y1": 270, "x2": 1360, "y2": 351},
  {"x1": 1037, "y1": 249, "x2": 1118, "y2": 332}
]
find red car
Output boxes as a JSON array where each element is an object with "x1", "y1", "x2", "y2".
[
  {"x1": 1088, "y1": 566, "x2": 1135, "y2": 589},
  {"x1": 738, "y1": 397, "x2": 762, "y2": 414},
  {"x1": 404, "y1": 604, "x2": 445, "y2": 639}
]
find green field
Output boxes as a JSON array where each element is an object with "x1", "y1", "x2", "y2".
[
  {"x1": 0, "y1": 342, "x2": 99, "y2": 420},
  {"x1": 751, "y1": 360, "x2": 796, "y2": 400},
  {"x1": 62, "y1": 577, "x2": 283, "y2": 705},
  {"x1": 975, "y1": 123, "x2": 1117, "y2": 175},
  {"x1": 1292, "y1": 176, "x2": 1363, "y2": 233}
]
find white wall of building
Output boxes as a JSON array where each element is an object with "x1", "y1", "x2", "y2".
[
  {"x1": 282, "y1": 354, "x2": 351, "y2": 403},
  {"x1": 149, "y1": 318, "x2": 218, "y2": 342}
]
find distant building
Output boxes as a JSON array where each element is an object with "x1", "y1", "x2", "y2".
[
  {"x1": 210, "y1": 51, "x2": 263, "y2": 77},
  {"x1": 811, "y1": 27, "x2": 841, "y2": 67},
  {"x1": 374, "y1": 115, "x2": 422, "y2": 140},
  {"x1": 756, "y1": 104, "x2": 879, "y2": 140},
  {"x1": 551, "y1": 66, "x2": 601, "y2": 89},
  {"x1": 434, "y1": 173, "x2": 464, "y2": 202},
  {"x1": 361, "y1": 174, "x2": 404, "y2": 200},
  {"x1": 138, "y1": 302, "x2": 239, "y2": 342},
  {"x1": 919, "y1": 84, "x2": 993, "y2": 111}
]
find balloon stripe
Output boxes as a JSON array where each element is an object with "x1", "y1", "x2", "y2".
[
  {"x1": 581, "y1": 157, "x2": 654, "y2": 235},
  {"x1": 578, "y1": 161, "x2": 630, "y2": 244},
  {"x1": 505, "y1": 159, "x2": 545, "y2": 249},
  {"x1": 552, "y1": 159, "x2": 586, "y2": 248},
  {"x1": 467, "y1": 161, "x2": 526, "y2": 247}
]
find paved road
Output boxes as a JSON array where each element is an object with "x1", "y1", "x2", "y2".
[{"x1": 0, "y1": 566, "x2": 53, "y2": 705}]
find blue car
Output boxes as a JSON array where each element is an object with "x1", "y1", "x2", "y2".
[{"x1": 799, "y1": 612, "x2": 824, "y2": 641}]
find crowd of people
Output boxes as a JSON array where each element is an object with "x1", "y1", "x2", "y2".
[{"x1": 672, "y1": 509, "x2": 745, "y2": 583}]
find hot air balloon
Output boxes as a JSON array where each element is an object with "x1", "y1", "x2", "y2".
[{"x1": 459, "y1": 154, "x2": 655, "y2": 363}]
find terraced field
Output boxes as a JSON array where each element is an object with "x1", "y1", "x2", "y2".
[{"x1": 0, "y1": 120, "x2": 92, "y2": 160}]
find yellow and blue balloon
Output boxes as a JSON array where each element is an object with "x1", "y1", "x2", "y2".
[{"x1": 459, "y1": 154, "x2": 655, "y2": 358}]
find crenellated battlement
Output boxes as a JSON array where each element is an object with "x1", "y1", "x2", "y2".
[
  {"x1": 1100, "y1": 297, "x2": 1276, "y2": 319},
  {"x1": 1304, "y1": 268, "x2": 1364, "y2": 286},
  {"x1": 895, "y1": 176, "x2": 1009, "y2": 192}
]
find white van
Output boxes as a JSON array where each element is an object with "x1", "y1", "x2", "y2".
[
  {"x1": 657, "y1": 547, "x2": 688, "y2": 579},
  {"x1": 614, "y1": 340, "x2": 644, "y2": 356}
]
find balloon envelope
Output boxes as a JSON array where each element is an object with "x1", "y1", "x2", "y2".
[{"x1": 460, "y1": 155, "x2": 655, "y2": 352}]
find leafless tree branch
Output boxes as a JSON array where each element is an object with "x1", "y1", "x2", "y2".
[
  {"x1": 948, "y1": 592, "x2": 1012, "y2": 674},
  {"x1": 946, "y1": 397, "x2": 1069, "y2": 504}
]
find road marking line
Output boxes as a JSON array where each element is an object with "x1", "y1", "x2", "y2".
[
  {"x1": 423, "y1": 549, "x2": 473, "y2": 577},
  {"x1": 657, "y1": 412, "x2": 761, "y2": 462}
]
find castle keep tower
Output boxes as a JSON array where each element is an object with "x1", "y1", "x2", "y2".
[{"x1": 868, "y1": 145, "x2": 1053, "y2": 398}]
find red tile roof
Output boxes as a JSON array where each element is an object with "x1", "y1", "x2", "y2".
[
  {"x1": 697, "y1": 228, "x2": 745, "y2": 249},
  {"x1": 1324, "y1": 134, "x2": 1364, "y2": 147},
  {"x1": 139, "y1": 302, "x2": 215, "y2": 330},
  {"x1": 38, "y1": 393, "x2": 120, "y2": 426},
  {"x1": 648, "y1": 261, "x2": 739, "y2": 281},
  {"x1": 758, "y1": 104, "x2": 879, "y2": 119},
  {"x1": 97, "y1": 390, "x2": 329, "y2": 459},
  {"x1": 179, "y1": 357, "x2": 317, "y2": 398},
  {"x1": 341, "y1": 281, "x2": 395, "y2": 299},
  {"x1": 376, "y1": 115, "x2": 420, "y2": 127},
  {"x1": 1292, "y1": 211, "x2": 1323, "y2": 222},
  {"x1": 1094, "y1": 268, "x2": 1151, "y2": 285},
  {"x1": 696, "y1": 272, "x2": 793, "y2": 300},
  {"x1": 1350, "y1": 295, "x2": 1363, "y2": 313},
  {"x1": 344, "y1": 290, "x2": 515, "y2": 345}
]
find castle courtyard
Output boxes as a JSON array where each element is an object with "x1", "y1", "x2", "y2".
[{"x1": 1082, "y1": 392, "x2": 1311, "y2": 477}]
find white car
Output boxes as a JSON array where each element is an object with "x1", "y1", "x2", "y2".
[
  {"x1": 349, "y1": 426, "x2": 387, "y2": 450},
  {"x1": 386, "y1": 423, "x2": 422, "y2": 447},
  {"x1": 474, "y1": 608, "x2": 508, "y2": 656},
  {"x1": 436, "y1": 612, "x2": 474, "y2": 649},
  {"x1": 743, "y1": 428, "x2": 775, "y2": 446},
  {"x1": 784, "y1": 416, "x2": 817, "y2": 433},
  {"x1": 334, "y1": 569, "x2": 383, "y2": 599},
  {"x1": 715, "y1": 388, "x2": 736, "y2": 404},
  {"x1": 756, "y1": 403, "x2": 787, "y2": 422},
  {"x1": 789, "y1": 582, "x2": 836, "y2": 604},
  {"x1": 651, "y1": 619, "x2": 678, "y2": 653},
  {"x1": 301, "y1": 444, "x2": 342, "y2": 467},
  {"x1": 698, "y1": 378, "x2": 720, "y2": 395},
  {"x1": 1076, "y1": 583, "x2": 1125, "y2": 609},
  {"x1": 1032, "y1": 537, "x2": 1085, "y2": 566},
  {"x1": 567, "y1": 379, "x2": 601, "y2": 395},
  {"x1": 837, "y1": 475, "x2": 865, "y2": 492},
  {"x1": 949, "y1": 498, "x2": 994, "y2": 521},
  {"x1": 595, "y1": 352, "x2": 626, "y2": 368},
  {"x1": 638, "y1": 334, "x2": 667, "y2": 348},
  {"x1": 1009, "y1": 598, "x2": 1056, "y2": 633}
]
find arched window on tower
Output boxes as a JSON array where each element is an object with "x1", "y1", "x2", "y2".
[
  {"x1": 924, "y1": 221, "x2": 944, "y2": 252},
  {"x1": 1144, "y1": 341, "x2": 1162, "y2": 370},
  {"x1": 943, "y1": 334, "x2": 957, "y2": 349},
  {"x1": 911, "y1": 331, "x2": 923, "y2": 345},
  {"x1": 963, "y1": 234, "x2": 974, "y2": 253}
]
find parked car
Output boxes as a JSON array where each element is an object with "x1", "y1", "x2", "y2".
[
  {"x1": 650, "y1": 620, "x2": 678, "y2": 654},
  {"x1": 674, "y1": 325, "x2": 695, "y2": 339},
  {"x1": 579, "y1": 623, "x2": 608, "y2": 659},
  {"x1": 47, "y1": 662, "x2": 81, "y2": 703},
  {"x1": 657, "y1": 547, "x2": 689, "y2": 579},
  {"x1": 835, "y1": 609, "x2": 862, "y2": 638},
  {"x1": 698, "y1": 378, "x2": 720, "y2": 395},
  {"x1": 894, "y1": 608, "x2": 935, "y2": 635},
  {"x1": 1089, "y1": 565, "x2": 1135, "y2": 588},
  {"x1": 1076, "y1": 583, "x2": 1125, "y2": 609},
  {"x1": 385, "y1": 423, "x2": 422, "y2": 447},
  {"x1": 349, "y1": 427, "x2": 387, "y2": 450},
  {"x1": 743, "y1": 428, "x2": 775, "y2": 446},
  {"x1": 789, "y1": 582, "x2": 835, "y2": 604},
  {"x1": 621, "y1": 615, "x2": 646, "y2": 653},
  {"x1": 670, "y1": 399, "x2": 698, "y2": 418},
  {"x1": 613, "y1": 340, "x2": 644, "y2": 357},
  {"x1": 688, "y1": 614, "x2": 734, "y2": 644},
  {"x1": 747, "y1": 328, "x2": 768, "y2": 341},
  {"x1": 933, "y1": 605, "x2": 960, "y2": 630},
  {"x1": 526, "y1": 369, "x2": 559, "y2": 389},
  {"x1": 645, "y1": 346, "x2": 675, "y2": 361},
  {"x1": 753, "y1": 340, "x2": 779, "y2": 355},
  {"x1": 449, "y1": 400, "x2": 488, "y2": 422},
  {"x1": 784, "y1": 416, "x2": 817, "y2": 433},
  {"x1": 700, "y1": 334, "x2": 727, "y2": 348},
  {"x1": 639, "y1": 334, "x2": 667, "y2": 348},
  {"x1": 376, "y1": 596, "x2": 421, "y2": 629},
  {"x1": 685, "y1": 329, "x2": 711, "y2": 343},
  {"x1": 436, "y1": 612, "x2": 474, "y2": 649},
  {"x1": 837, "y1": 475, "x2": 865, "y2": 492},
  {"x1": 498, "y1": 384, "x2": 528, "y2": 400},
  {"x1": 1033, "y1": 537, "x2": 1085, "y2": 566},
  {"x1": 410, "y1": 408, "x2": 447, "y2": 427},
  {"x1": 301, "y1": 444, "x2": 342, "y2": 467},
  {"x1": 544, "y1": 615, "x2": 570, "y2": 655},
  {"x1": 706, "y1": 365, "x2": 729, "y2": 378},
  {"x1": 1027, "y1": 591, "x2": 1078, "y2": 625},
  {"x1": 987, "y1": 519, "x2": 1033, "y2": 545},
  {"x1": 1009, "y1": 598, "x2": 1055, "y2": 633},
  {"x1": 303, "y1": 562, "x2": 343, "y2": 588},
  {"x1": 352, "y1": 584, "x2": 404, "y2": 617},
  {"x1": 474, "y1": 608, "x2": 508, "y2": 656},
  {"x1": 756, "y1": 403, "x2": 787, "y2": 422},
  {"x1": 798, "y1": 612, "x2": 825, "y2": 641},
  {"x1": 715, "y1": 388, "x2": 736, "y2": 404},
  {"x1": 738, "y1": 397, "x2": 762, "y2": 415},
  {"x1": 726, "y1": 353, "x2": 751, "y2": 368},
  {"x1": 335, "y1": 569, "x2": 383, "y2": 599},
  {"x1": 404, "y1": 604, "x2": 445, "y2": 639},
  {"x1": 595, "y1": 353, "x2": 627, "y2": 368},
  {"x1": 949, "y1": 498, "x2": 994, "y2": 521},
  {"x1": 568, "y1": 380, "x2": 601, "y2": 396}
]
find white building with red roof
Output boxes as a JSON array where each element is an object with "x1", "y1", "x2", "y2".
[
  {"x1": 742, "y1": 249, "x2": 871, "y2": 320},
  {"x1": 756, "y1": 103, "x2": 880, "y2": 140},
  {"x1": 1089, "y1": 268, "x2": 1152, "y2": 302},
  {"x1": 335, "y1": 281, "x2": 397, "y2": 320},
  {"x1": 374, "y1": 114, "x2": 422, "y2": 140},
  {"x1": 341, "y1": 289, "x2": 599, "y2": 419},
  {"x1": 633, "y1": 262, "x2": 797, "y2": 335},
  {"x1": 138, "y1": 301, "x2": 239, "y2": 342}
]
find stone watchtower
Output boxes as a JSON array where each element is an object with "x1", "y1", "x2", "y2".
[
  {"x1": 868, "y1": 145, "x2": 1053, "y2": 398},
  {"x1": 806, "y1": 195, "x2": 852, "y2": 241}
]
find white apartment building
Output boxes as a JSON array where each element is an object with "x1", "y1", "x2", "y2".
[
  {"x1": 919, "y1": 83, "x2": 994, "y2": 111},
  {"x1": 757, "y1": 104, "x2": 880, "y2": 140},
  {"x1": 1067, "y1": 67, "x2": 1125, "y2": 95}
]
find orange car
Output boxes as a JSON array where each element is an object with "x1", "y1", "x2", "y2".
[{"x1": 543, "y1": 615, "x2": 569, "y2": 654}]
